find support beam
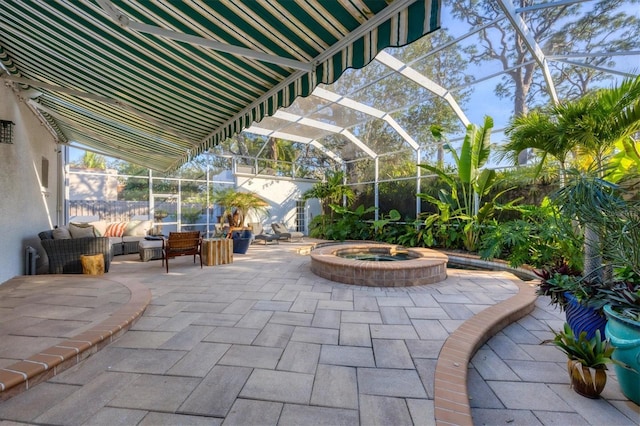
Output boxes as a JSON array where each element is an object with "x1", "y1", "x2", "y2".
[
  {"x1": 96, "y1": 0, "x2": 312, "y2": 71},
  {"x1": 376, "y1": 51, "x2": 471, "y2": 127},
  {"x1": 496, "y1": 0, "x2": 559, "y2": 104},
  {"x1": 244, "y1": 125, "x2": 342, "y2": 163}
]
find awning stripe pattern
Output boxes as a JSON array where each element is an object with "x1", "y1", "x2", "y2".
[{"x1": 0, "y1": 0, "x2": 440, "y2": 171}]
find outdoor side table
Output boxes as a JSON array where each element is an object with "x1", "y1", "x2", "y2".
[{"x1": 202, "y1": 238, "x2": 233, "y2": 266}]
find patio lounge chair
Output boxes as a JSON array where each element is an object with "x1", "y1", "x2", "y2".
[
  {"x1": 271, "y1": 222, "x2": 304, "y2": 242},
  {"x1": 251, "y1": 223, "x2": 279, "y2": 245},
  {"x1": 162, "y1": 231, "x2": 202, "y2": 272}
]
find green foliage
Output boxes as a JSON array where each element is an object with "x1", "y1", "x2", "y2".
[
  {"x1": 211, "y1": 188, "x2": 268, "y2": 227},
  {"x1": 478, "y1": 199, "x2": 583, "y2": 269},
  {"x1": 324, "y1": 204, "x2": 375, "y2": 241},
  {"x1": 544, "y1": 323, "x2": 618, "y2": 369}
]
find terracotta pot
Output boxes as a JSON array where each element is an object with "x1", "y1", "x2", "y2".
[{"x1": 567, "y1": 359, "x2": 607, "y2": 398}]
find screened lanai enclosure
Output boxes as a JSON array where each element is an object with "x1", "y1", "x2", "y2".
[{"x1": 1, "y1": 0, "x2": 638, "y2": 232}]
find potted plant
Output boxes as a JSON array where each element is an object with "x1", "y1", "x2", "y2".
[
  {"x1": 544, "y1": 323, "x2": 621, "y2": 399},
  {"x1": 211, "y1": 188, "x2": 268, "y2": 229}
]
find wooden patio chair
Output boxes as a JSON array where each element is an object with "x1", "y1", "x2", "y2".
[{"x1": 162, "y1": 231, "x2": 202, "y2": 272}]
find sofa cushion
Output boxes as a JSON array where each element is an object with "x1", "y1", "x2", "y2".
[
  {"x1": 89, "y1": 220, "x2": 108, "y2": 237},
  {"x1": 68, "y1": 222, "x2": 96, "y2": 238},
  {"x1": 124, "y1": 220, "x2": 151, "y2": 237},
  {"x1": 52, "y1": 226, "x2": 72, "y2": 239},
  {"x1": 104, "y1": 222, "x2": 127, "y2": 237}
]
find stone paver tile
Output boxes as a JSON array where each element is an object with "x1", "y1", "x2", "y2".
[
  {"x1": 179, "y1": 365, "x2": 252, "y2": 417},
  {"x1": 218, "y1": 345, "x2": 283, "y2": 369},
  {"x1": 411, "y1": 320, "x2": 449, "y2": 340},
  {"x1": 273, "y1": 289, "x2": 300, "y2": 301},
  {"x1": 277, "y1": 341, "x2": 321, "y2": 374},
  {"x1": 354, "y1": 296, "x2": 379, "y2": 312},
  {"x1": 317, "y1": 300, "x2": 353, "y2": 311},
  {"x1": 439, "y1": 303, "x2": 475, "y2": 320},
  {"x1": 139, "y1": 412, "x2": 221, "y2": 426},
  {"x1": 339, "y1": 323, "x2": 371, "y2": 347},
  {"x1": 278, "y1": 404, "x2": 359, "y2": 426},
  {"x1": 519, "y1": 343, "x2": 568, "y2": 363},
  {"x1": 358, "y1": 368, "x2": 427, "y2": 398},
  {"x1": 471, "y1": 408, "x2": 543, "y2": 426},
  {"x1": 516, "y1": 315, "x2": 548, "y2": 331},
  {"x1": 183, "y1": 302, "x2": 228, "y2": 313},
  {"x1": 487, "y1": 334, "x2": 535, "y2": 361},
  {"x1": 359, "y1": 395, "x2": 413, "y2": 426},
  {"x1": 310, "y1": 364, "x2": 358, "y2": 409},
  {"x1": 379, "y1": 306, "x2": 411, "y2": 325},
  {"x1": 505, "y1": 359, "x2": 568, "y2": 383},
  {"x1": 405, "y1": 340, "x2": 443, "y2": 360},
  {"x1": 373, "y1": 339, "x2": 414, "y2": 369},
  {"x1": 376, "y1": 296, "x2": 415, "y2": 307},
  {"x1": 0, "y1": 382, "x2": 78, "y2": 422},
  {"x1": 331, "y1": 288, "x2": 353, "y2": 301},
  {"x1": 34, "y1": 372, "x2": 139, "y2": 426},
  {"x1": 312, "y1": 309, "x2": 341, "y2": 329},
  {"x1": 432, "y1": 293, "x2": 473, "y2": 304},
  {"x1": 467, "y1": 368, "x2": 503, "y2": 409},
  {"x1": 129, "y1": 316, "x2": 167, "y2": 331},
  {"x1": 102, "y1": 330, "x2": 178, "y2": 349},
  {"x1": 548, "y1": 383, "x2": 638, "y2": 425},
  {"x1": 341, "y1": 311, "x2": 382, "y2": 324},
  {"x1": 167, "y1": 342, "x2": 231, "y2": 377},
  {"x1": 109, "y1": 374, "x2": 200, "y2": 412},
  {"x1": 203, "y1": 326, "x2": 260, "y2": 344},
  {"x1": 319, "y1": 345, "x2": 375, "y2": 367},
  {"x1": 408, "y1": 293, "x2": 440, "y2": 308},
  {"x1": 235, "y1": 310, "x2": 273, "y2": 329},
  {"x1": 222, "y1": 398, "x2": 283, "y2": 426},
  {"x1": 253, "y1": 323, "x2": 295, "y2": 348},
  {"x1": 82, "y1": 407, "x2": 147, "y2": 426},
  {"x1": 269, "y1": 311, "x2": 313, "y2": 326},
  {"x1": 413, "y1": 359, "x2": 437, "y2": 399},
  {"x1": 488, "y1": 382, "x2": 573, "y2": 411},
  {"x1": 50, "y1": 347, "x2": 134, "y2": 385},
  {"x1": 407, "y1": 398, "x2": 435, "y2": 426},
  {"x1": 471, "y1": 348, "x2": 520, "y2": 381},
  {"x1": 239, "y1": 369, "x2": 314, "y2": 404},
  {"x1": 501, "y1": 321, "x2": 541, "y2": 344},
  {"x1": 370, "y1": 324, "x2": 419, "y2": 340},
  {"x1": 291, "y1": 326, "x2": 339, "y2": 345},
  {"x1": 159, "y1": 325, "x2": 214, "y2": 350},
  {"x1": 222, "y1": 299, "x2": 256, "y2": 315},
  {"x1": 153, "y1": 312, "x2": 202, "y2": 332},
  {"x1": 252, "y1": 300, "x2": 292, "y2": 311},
  {"x1": 534, "y1": 411, "x2": 589, "y2": 425},
  {"x1": 290, "y1": 298, "x2": 318, "y2": 314},
  {"x1": 191, "y1": 312, "x2": 242, "y2": 327},
  {"x1": 439, "y1": 319, "x2": 465, "y2": 333},
  {"x1": 110, "y1": 348, "x2": 186, "y2": 374},
  {"x1": 404, "y1": 307, "x2": 449, "y2": 320}
]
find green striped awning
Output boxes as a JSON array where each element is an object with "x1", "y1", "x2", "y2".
[{"x1": 0, "y1": 0, "x2": 440, "y2": 171}]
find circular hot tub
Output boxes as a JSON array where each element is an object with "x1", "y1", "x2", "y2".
[{"x1": 310, "y1": 243, "x2": 448, "y2": 287}]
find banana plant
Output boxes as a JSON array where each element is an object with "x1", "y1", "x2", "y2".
[{"x1": 419, "y1": 116, "x2": 507, "y2": 251}]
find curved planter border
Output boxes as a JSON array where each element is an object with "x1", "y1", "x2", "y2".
[
  {"x1": 433, "y1": 253, "x2": 539, "y2": 425},
  {"x1": 0, "y1": 276, "x2": 151, "y2": 401}
]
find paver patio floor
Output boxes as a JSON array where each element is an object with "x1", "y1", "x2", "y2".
[{"x1": 0, "y1": 242, "x2": 637, "y2": 425}]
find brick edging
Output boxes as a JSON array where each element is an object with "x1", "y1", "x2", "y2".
[
  {"x1": 433, "y1": 279, "x2": 538, "y2": 425},
  {"x1": 0, "y1": 278, "x2": 151, "y2": 400}
]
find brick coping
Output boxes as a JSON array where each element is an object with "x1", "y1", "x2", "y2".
[
  {"x1": 0, "y1": 277, "x2": 151, "y2": 400},
  {"x1": 433, "y1": 274, "x2": 538, "y2": 425}
]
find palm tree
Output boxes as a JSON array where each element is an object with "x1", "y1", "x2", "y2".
[
  {"x1": 503, "y1": 75, "x2": 640, "y2": 278},
  {"x1": 303, "y1": 170, "x2": 355, "y2": 215},
  {"x1": 211, "y1": 188, "x2": 268, "y2": 228}
]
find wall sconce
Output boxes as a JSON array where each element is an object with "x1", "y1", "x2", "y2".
[{"x1": 1, "y1": 120, "x2": 14, "y2": 144}]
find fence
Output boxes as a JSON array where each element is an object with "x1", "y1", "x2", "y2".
[{"x1": 69, "y1": 200, "x2": 150, "y2": 222}]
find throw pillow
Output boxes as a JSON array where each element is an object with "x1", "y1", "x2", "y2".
[
  {"x1": 124, "y1": 220, "x2": 152, "y2": 237},
  {"x1": 68, "y1": 222, "x2": 96, "y2": 238},
  {"x1": 89, "y1": 220, "x2": 108, "y2": 237},
  {"x1": 104, "y1": 222, "x2": 127, "y2": 237},
  {"x1": 52, "y1": 226, "x2": 72, "y2": 239}
]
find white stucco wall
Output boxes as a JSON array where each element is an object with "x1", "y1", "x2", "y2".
[
  {"x1": 0, "y1": 85, "x2": 59, "y2": 283},
  {"x1": 235, "y1": 174, "x2": 321, "y2": 234}
]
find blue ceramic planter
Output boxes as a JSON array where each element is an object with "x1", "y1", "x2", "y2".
[
  {"x1": 564, "y1": 292, "x2": 607, "y2": 340},
  {"x1": 604, "y1": 304, "x2": 640, "y2": 405}
]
